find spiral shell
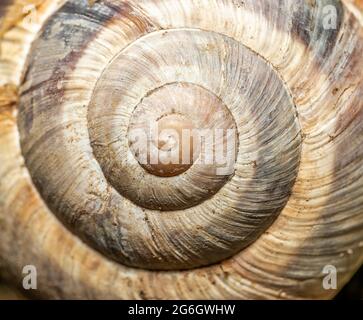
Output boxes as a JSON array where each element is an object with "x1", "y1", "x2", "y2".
[{"x1": 0, "y1": 0, "x2": 363, "y2": 299}]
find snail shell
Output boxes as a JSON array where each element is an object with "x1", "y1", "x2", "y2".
[{"x1": 0, "y1": 0, "x2": 363, "y2": 299}]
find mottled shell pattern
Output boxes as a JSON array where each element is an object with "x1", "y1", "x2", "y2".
[{"x1": 0, "y1": 0, "x2": 363, "y2": 299}]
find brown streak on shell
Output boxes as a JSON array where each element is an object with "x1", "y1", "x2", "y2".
[
  {"x1": 0, "y1": 84, "x2": 17, "y2": 120},
  {"x1": 0, "y1": 1, "x2": 43, "y2": 38}
]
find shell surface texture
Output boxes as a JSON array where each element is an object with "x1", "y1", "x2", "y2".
[{"x1": 0, "y1": 0, "x2": 363, "y2": 300}]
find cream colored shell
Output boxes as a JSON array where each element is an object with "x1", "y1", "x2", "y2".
[{"x1": 0, "y1": 0, "x2": 363, "y2": 299}]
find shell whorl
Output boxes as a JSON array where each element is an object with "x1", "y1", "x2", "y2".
[{"x1": 0, "y1": 0, "x2": 363, "y2": 299}]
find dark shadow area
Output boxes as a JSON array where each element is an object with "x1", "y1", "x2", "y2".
[{"x1": 336, "y1": 265, "x2": 363, "y2": 300}]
